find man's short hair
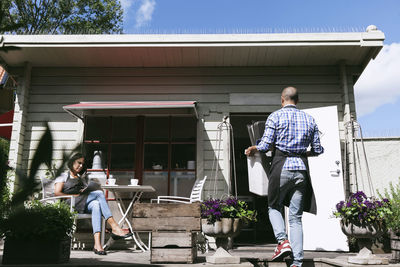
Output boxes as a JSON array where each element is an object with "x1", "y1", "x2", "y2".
[{"x1": 282, "y1": 86, "x2": 299, "y2": 102}]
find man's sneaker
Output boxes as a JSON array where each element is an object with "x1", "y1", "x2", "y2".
[{"x1": 271, "y1": 239, "x2": 292, "y2": 261}]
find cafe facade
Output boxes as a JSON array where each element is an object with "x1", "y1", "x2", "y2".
[{"x1": 0, "y1": 27, "x2": 384, "y2": 248}]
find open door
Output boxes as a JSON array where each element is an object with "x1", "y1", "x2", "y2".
[{"x1": 295, "y1": 105, "x2": 348, "y2": 251}]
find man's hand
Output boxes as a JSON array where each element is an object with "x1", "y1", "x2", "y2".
[{"x1": 245, "y1": 146, "x2": 257, "y2": 156}]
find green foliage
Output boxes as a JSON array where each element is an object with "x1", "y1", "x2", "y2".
[
  {"x1": 0, "y1": 1, "x2": 20, "y2": 33},
  {"x1": 1, "y1": 200, "x2": 75, "y2": 241},
  {"x1": 378, "y1": 179, "x2": 400, "y2": 233},
  {"x1": 0, "y1": 138, "x2": 11, "y2": 219},
  {"x1": 0, "y1": 122, "x2": 80, "y2": 240},
  {"x1": 201, "y1": 197, "x2": 257, "y2": 224},
  {"x1": 333, "y1": 191, "x2": 391, "y2": 228},
  {"x1": 1, "y1": 0, "x2": 123, "y2": 34}
]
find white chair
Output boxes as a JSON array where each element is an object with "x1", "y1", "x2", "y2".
[
  {"x1": 40, "y1": 178, "x2": 105, "y2": 247},
  {"x1": 151, "y1": 176, "x2": 207, "y2": 203}
]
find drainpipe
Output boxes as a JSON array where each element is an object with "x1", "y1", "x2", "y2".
[{"x1": 340, "y1": 61, "x2": 355, "y2": 198}]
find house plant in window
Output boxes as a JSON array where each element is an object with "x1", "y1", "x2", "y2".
[
  {"x1": 201, "y1": 197, "x2": 257, "y2": 249},
  {"x1": 333, "y1": 191, "x2": 391, "y2": 264},
  {"x1": 0, "y1": 125, "x2": 77, "y2": 264},
  {"x1": 378, "y1": 179, "x2": 400, "y2": 263}
]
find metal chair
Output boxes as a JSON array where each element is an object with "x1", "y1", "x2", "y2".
[
  {"x1": 40, "y1": 178, "x2": 105, "y2": 247},
  {"x1": 151, "y1": 176, "x2": 207, "y2": 203}
]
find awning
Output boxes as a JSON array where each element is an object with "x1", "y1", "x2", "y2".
[
  {"x1": 63, "y1": 101, "x2": 198, "y2": 120},
  {"x1": 0, "y1": 109, "x2": 14, "y2": 140}
]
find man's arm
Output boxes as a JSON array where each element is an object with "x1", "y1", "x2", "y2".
[
  {"x1": 308, "y1": 123, "x2": 324, "y2": 157},
  {"x1": 245, "y1": 114, "x2": 276, "y2": 156}
]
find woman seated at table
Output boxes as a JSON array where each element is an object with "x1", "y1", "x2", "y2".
[{"x1": 54, "y1": 153, "x2": 132, "y2": 255}]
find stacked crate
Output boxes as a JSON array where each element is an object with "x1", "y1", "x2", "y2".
[{"x1": 131, "y1": 203, "x2": 201, "y2": 263}]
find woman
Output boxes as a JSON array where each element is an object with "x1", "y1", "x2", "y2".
[{"x1": 55, "y1": 153, "x2": 132, "y2": 255}]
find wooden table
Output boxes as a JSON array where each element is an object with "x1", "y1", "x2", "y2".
[{"x1": 102, "y1": 185, "x2": 155, "y2": 251}]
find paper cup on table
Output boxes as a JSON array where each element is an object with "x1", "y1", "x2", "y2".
[
  {"x1": 108, "y1": 178, "x2": 116, "y2": 185},
  {"x1": 130, "y1": 179, "x2": 139, "y2": 186}
]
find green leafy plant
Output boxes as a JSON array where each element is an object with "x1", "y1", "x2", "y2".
[
  {"x1": 0, "y1": 138, "x2": 11, "y2": 220},
  {"x1": 333, "y1": 191, "x2": 391, "y2": 228},
  {"x1": 201, "y1": 197, "x2": 257, "y2": 224},
  {"x1": 378, "y1": 179, "x2": 400, "y2": 233},
  {"x1": 1, "y1": 200, "x2": 75, "y2": 241},
  {"x1": 0, "y1": 123, "x2": 80, "y2": 241}
]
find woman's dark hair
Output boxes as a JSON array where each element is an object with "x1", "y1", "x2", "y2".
[{"x1": 67, "y1": 153, "x2": 87, "y2": 175}]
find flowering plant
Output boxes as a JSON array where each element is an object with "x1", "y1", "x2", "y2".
[
  {"x1": 333, "y1": 191, "x2": 391, "y2": 228},
  {"x1": 201, "y1": 197, "x2": 257, "y2": 224}
]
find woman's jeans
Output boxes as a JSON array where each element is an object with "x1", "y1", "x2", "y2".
[
  {"x1": 268, "y1": 170, "x2": 307, "y2": 267},
  {"x1": 85, "y1": 190, "x2": 113, "y2": 234}
]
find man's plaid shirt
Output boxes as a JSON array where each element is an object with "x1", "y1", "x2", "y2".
[{"x1": 256, "y1": 104, "x2": 324, "y2": 170}]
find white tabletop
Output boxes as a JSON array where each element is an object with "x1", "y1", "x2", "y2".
[{"x1": 101, "y1": 185, "x2": 155, "y2": 193}]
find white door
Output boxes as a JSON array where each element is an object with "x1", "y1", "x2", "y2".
[{"x1": 288, "y1": 105, "x2": 348, "y2": 251}]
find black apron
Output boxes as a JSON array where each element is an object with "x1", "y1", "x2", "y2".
[
  {"x1": 268, "y1": 149, "x2": 317, "y2": 215},
  {"x1": 62, "y1": 173, "x2": 89, "y2": 214}
]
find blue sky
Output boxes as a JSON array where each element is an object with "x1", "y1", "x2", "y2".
[{"x1": 121, "y1": 0, "x2": 400, "y2": 137}]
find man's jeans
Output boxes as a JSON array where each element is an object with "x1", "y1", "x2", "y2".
[
  {"x1": 268, "y1": 170, "x2": 307, "y2": 267},
  {"x1": 85, "y1": 190, "x2": 113, "y2": 234}
]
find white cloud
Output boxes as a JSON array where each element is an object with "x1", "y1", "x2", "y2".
[
  {"x1": 355, "y1": 43, "x2": 400, "y2": 117},
  {"x1": 135, "y1": 0, "x2": 156, "y2": 28},
  {"x1": 120, "y1": 0, "x2": 135, "y2": 11}
]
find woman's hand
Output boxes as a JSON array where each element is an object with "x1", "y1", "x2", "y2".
[{"x1": 244, "y1": 146, "x2": 257, "y2": 156}]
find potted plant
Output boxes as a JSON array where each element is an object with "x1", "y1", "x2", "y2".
[
  {"x1": 0, "y1": 124, "x2": 80, "y2": 264},
  {"x1": 333, "y1": 191, "x2": 391, "y2": 252},
  {"x1": 379, "y1": 179, "x2": 400, "y2": 263},
  {"x1": 1, "y1": 201, "x2": 75, "y2": 264},
  {"x1": 201, "y1": 197, "x2": 256, "y2": 249}
]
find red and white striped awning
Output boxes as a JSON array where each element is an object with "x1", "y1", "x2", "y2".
[{"x1": 63, "y1": 101, "x2": 198, "y2": 119}]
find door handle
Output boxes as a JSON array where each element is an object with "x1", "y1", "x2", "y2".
[{"x1": 330, "y1": 169, "x2": 340, "y2": 176}]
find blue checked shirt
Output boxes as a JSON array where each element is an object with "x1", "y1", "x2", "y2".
[{"x1": 256, "y1": 105, "x2": 324, "y2": 170}]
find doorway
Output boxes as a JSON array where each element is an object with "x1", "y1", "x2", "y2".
[{"x1": 230, "y1": 114, "x2": 275, "y2": 244}]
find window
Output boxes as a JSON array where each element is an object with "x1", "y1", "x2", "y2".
[{"x1": 84, "y1": 116, "x2": 197, "y2": 197}]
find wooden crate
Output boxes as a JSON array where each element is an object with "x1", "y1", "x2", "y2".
[
  {"x1": 131, "y1": 203, "x2": 201, "y2": 232},
  {"x1": 151, "y1": 231, "x2": 197, "y2": 263},
  {"x1": 131, "y1": 203, "x2": 200, "y2": 263}
]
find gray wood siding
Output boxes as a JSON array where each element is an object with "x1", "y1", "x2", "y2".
[{"x1": 21, "y1": 66, "x2": 355, "y2": 197}]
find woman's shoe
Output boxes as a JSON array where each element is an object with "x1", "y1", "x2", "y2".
[
  {"x1": 93, "y1": 249, "x2": 107, "y2": 255},
  {"x1": 111, "y1": 231, "x2": 133, "y2": 240}
]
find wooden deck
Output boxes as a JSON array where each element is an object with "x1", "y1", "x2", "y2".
[{"x1": 1, "y1": 241, "x2": 400, "y2": 266}]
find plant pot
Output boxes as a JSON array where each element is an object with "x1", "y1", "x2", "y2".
[
  {"x1": 390, "y1": 231, "x2": 400, "y2": 263},
  {"x1": 340, "y1": 221, "x2": 383, "y2": 251},
  {"x1": 201, "y1": 218, "x2": 242, "y2": 250},
  {"x1": 2, "y1": 237, "x2": 71, "y2": 264},
  {"x1": 201, "y1": 218, "x2": 241, "y2": 237}
]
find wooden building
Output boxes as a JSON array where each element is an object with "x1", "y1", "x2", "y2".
[{"x1": 0, "y1": 26, "x2": 384, "y2": 249}]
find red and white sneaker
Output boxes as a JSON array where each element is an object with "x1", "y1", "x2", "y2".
[{"x1": 271, "y1": 239, "x2": 292, "y2": 261}]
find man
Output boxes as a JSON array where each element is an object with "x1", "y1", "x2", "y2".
[{"x1": 245, "y1": 86, "x2": 324, "y2": 267}]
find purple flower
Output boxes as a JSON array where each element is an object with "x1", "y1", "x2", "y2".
[{"x1": 225, "y1": 197, "x2": 238, "y2": 207}]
